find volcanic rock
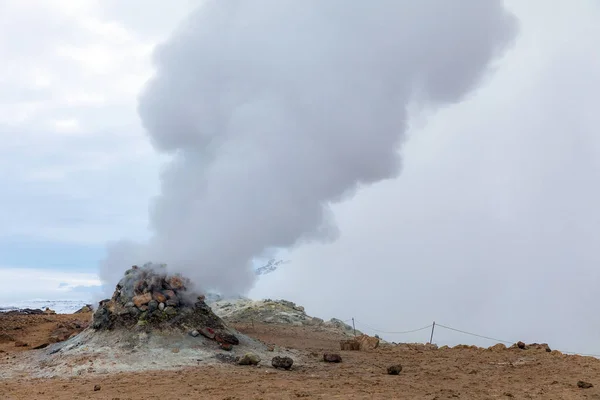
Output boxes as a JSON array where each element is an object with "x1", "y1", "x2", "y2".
[
  {"x1": 323, "y1": 353, "x2": 342, "y2": 363},
  {"x1": 94, "y1": 385, "x2": 101, "y2": 391},
  {"x1": 153, "y1": 292, "x2": 167, "y2": 303},
  {"x1": 578, "y1": 381, "x2": 593, "y2": 389},
  {"x1": 356, "y1": 334, "x2": 379, "y2": 351},
  {"x1": 387, "y1": 364, "x2": 402, "y2": 375},
  {"x1": 272, "y1": 356, "x2": 294, "y2": 370},
  {"x1": 91, "y1": 263, "x2": 230, "y2": 334},
  {"x1": 133, "y1": 293, "x2": 152, "y2": 308},
  {"x1": 238, "y1": 353, "x2": 261, "y2": 365},
  {"x1": 199, "y1": 327, "x2": 216, "y2": 339},
  {"x1": 215, "y1": 331, "x2": 239, "y2": 345},
  {"x1": 517, "y1": 341, "x2": 526, "y2": 349}
]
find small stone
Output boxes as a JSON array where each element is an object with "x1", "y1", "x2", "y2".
[
  {"x1": 267, "y1": 345, "x2": 275, "y2": 352},
  {"x1": 272, "y1": 356, "x2": 294, "y2": 370},
  {"x1": 166, "y1": 299, "x2": 179, "y2": 307},
  {"x1": 133, "y1": 292, "x2": 152, "y2": 307},
  {"x1": 578, "y1": 381, "x2": 593, "y2": 389},
  {"x1": 158, "y1": 302, "x2": 165, "y2": 311},
  {"x1": 138, "y1": 305, "x2": 149, "y2": 311},
  {"x1": 323, "y1": 353, "x2": 342, "y2": 363},
  {"x1": 238, "y1": 352, "x2": 261, "y2": 365},
  {"x1": 387, "y1": 364, "x2": 402, "y2": 375},
  {"x1": 94, "y1": 385, "x2": 101, "y2": 391},
  {"x1": 125, "y1": 302, "x2": 134, "y2": 308},
  {"x1": 172, "y1": 348, "x2": 180, "y2": 353},
  {"x1": 164, "y1": 306, "x2": 177, "y2": 316},
  {"x1": 163, "y1": 289, "x2": 176, "y2": 299},
  {"x1": 517, "y1": 341, "x2": 526, "y2": 349},
  {"x1": 190, "y1": 330, "x2": 200, "y2": 337}
]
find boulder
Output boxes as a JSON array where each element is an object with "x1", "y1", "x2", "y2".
[
  {"x1": 199, "y1": 327, "x2": 216, "y2": 339},
  {"x1": 272, "y1": 356, "x2": 294, "y2": 370},
  {"x1": 387, "y1": 364, "x2": 402, "y2": 375},
  {"x1": 578, "y1": 381, "x2": 593, "y2": 389},
  {"x1": 238, "y1": 353, "x2": 261, "y2": 365},
  {"x1": 133, "y1": 293, "x2": 152, "y2": 307},
  {"x1": 517, "y1": 341, "x2": 526, "y2": 350},
  {"x1": 168, "y1": 276, "x2": 185, "y2": 290},
  {"x1": 323, "y1": 353, "x2": 342, "y2": 363},
  {"x1": 340, "y1": 339, "x2": 360, "y2": 351},
  {"x1": 163, "y1": 290, "x2": 176, "y2": 300},
  {"x1": 356, "y1": 334, "x2": 379, "y2": 351},
  {"x1": 488, "y1": 343, "x2": 507, "y2": 352},
  {"x1": 215, "y1": 331, "x2": 239, "y2": 345},
  {"x1": 152, "y1": 292, "x2": 167, "y2": 303},
  {"x1": 166, "y1": 299, "x2": 179, "y2": 307}
]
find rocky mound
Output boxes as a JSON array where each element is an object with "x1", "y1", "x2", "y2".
[
  {"x1": 210, "y1": 298, "x2": 363, "y2": 337},
  {"x1": 92, "y1": 264, "x2": 227, "y2": 335}
]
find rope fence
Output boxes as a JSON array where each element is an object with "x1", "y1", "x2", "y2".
[{"x1": 345, "y1": 318, "x2": 600, "y2": 358}]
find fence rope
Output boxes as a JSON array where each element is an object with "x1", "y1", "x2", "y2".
[
  {"x1": 348, "y1": 318, "x2": 600, "y2": 358},
  {"x1": 354, "y1": 319, "x2": 433, "y2": 335},
  {"x1": 435, "y1": 323, "x2": 513, "y2": 345}
]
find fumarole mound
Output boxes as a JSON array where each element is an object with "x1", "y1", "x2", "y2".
[{"x1": 93, "y1": 264, "x2": 229, "y2": 338}]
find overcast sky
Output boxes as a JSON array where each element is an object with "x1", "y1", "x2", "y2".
[{"x1": 1, "y1": 1, "x2": 600, "y2": 354}]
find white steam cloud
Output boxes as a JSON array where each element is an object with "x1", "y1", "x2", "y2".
[{"x1": 100, "y1": 0, "x2": 517, "y2": 294}]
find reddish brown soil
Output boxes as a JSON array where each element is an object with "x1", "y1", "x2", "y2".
[{"x1": 1, "y1": 314, "x2": 600, "y2": 399}]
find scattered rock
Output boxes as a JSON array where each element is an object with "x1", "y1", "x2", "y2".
[
  {"x1": 133, "y1": 292, "x2": 152, "y2": 308},
  {"x1": 267, "y1": 345, "x2": 275, "y2": 352},
  {"x1": 272, "y1": 356, "x2": 294, "y2": 370},
  {"x1": 168, "y1": 276, "x2": 185, "y2": 290},
  {"x1": 190, "y1": 330, "x2": 200, "y2": 337},
  {"x1": 199, "y1": 327, "x2": 216, "y2": 340},
  {"x1": 517, "y1": 341, "x2": 526, "y2": 350},
  {"x1": 215, "y1": 331, "x2": 239, "y2": 345},
  {"x1": 578, "y1": 381, "x2": 593, "y2": 389},
  {"x1": 163, "y1": 306, "x2": 177, "y2": 316},
  {"x1": 219, "y1": 343, "x2": 233, "y2": 351},
  {"x1": 158, "y1": 302, "x2": 165, "y2": 311},
  {"x1": 74, "y1": 305, "x2": 92, "y2": 313},
  {"x1": 14, "y1": 341, "x2": 28, "y2": 347},
  {"x1": 387, "y1": 364, "x2": 402, "y2": 375},
  {"x1": 356, "y1": 334, "x2": 379, "y2": 351},
  {"x1": 94, "y1": 385, "x2": 101, "y2": 391},
  {"x1": 323, "y1": 353, "x2": 342, "y2": 363},
  {"x1": 147, "y1": 300, "x2": 158, "y2": 312},
  {"x1": 488, "y1": 343, "x2": 507, "y2": 351},
  {"x1": 43, "y1": 308, "x2": 56, "y2": 315},
  {"x1": 238, "y1": 352, "x2": 261, "y2": 366},
  {"x1": 166, "y1": 299, "x2": 179, "y2": 307},
  {"x1": 215, "y1": 354, "x2": 239, "y2": 364}
]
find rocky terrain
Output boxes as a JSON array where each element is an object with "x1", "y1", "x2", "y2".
[{"x1": 1, "y1": 270, "x2": 599, "y2": 398}]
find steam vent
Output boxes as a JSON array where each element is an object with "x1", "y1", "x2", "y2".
[{"x1": 93, "y1": 264, "x2": 236, "y2": 347}]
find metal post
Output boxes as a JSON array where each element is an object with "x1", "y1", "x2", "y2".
[
  {"x1": 429, "y1": 321, "x2": 436, "y2": 344},
  {"x1": 352, "y1": 318, "x2": 356, "y2": 336}
]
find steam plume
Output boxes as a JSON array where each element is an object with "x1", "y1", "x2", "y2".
[{"x1": 100, "y1": 0, "x2": 517, "y2": 294}]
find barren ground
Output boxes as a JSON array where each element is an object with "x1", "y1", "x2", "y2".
[{"x1": 1, "y1": 313, "x2": 600, "y2": 399}]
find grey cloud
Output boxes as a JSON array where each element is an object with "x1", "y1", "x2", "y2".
[{"x1": 101, "y1": 0, "x2": 517, "y2": 294}]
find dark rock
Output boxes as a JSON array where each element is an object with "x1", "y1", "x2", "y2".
[
  {"x1": 33, "y1": 343, "x2": 49, "y2": 350},
  {"x1": 164, "y1": 306, "x2": 177, "y2": 316},
  {"x1": 215, "y1": 331, "x2": 239, "y2": 345},
  {"x1": 166, "y1": 299, "x2": 179, "y2": 307},
  {"x1": 272, "y1": 356, "x2": 294, "y2": 370},
  {"x1": 94, "y1": 385, "x2": 101, "y2": 391},
  {"x1": 74, "y1": 305, "x2": 92, "y2": 314},
  {"x1": 578, "y1": 381, "x2": 593, "y2": 389},
  {"x1": 219, "y1": 343, "x2": 233, "y2": 351},
  {"x1": 323, "y1": 353, "x2": 342, "y2": 363},
  {"x1": 14, "y1": 341, "x2": 28, "y2": 347},
  {"x1": 148, "y1": 300, "x2": 158, "y2": 312},
  {"x1": 517, "y1": 341, "x2": 526, "y2": 349},
  {"x1": 387, "y1": 364, "x2": 402, "y2": 375},
  {"x1": 238, "y1": 353, "x2": 260, "y2": 365}
]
